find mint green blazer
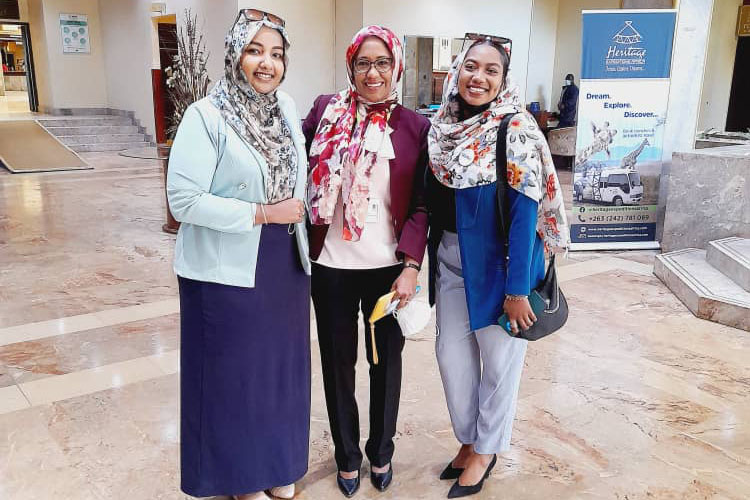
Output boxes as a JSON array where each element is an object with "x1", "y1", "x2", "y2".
[{"x1": 167, "y1": 93, "x2": 311, "y2": 288}]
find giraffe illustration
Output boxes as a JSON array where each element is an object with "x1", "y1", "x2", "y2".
[
  {"x1": 576, "y1": 121, "x2": 618, "y2": 167},
  {"x1": 620, "y1": 138, "x2": 650, "y2": 169}
]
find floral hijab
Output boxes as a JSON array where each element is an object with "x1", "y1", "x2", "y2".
[
  {"x1": 208, "y1": 12, "x2": 297, "y2": 203},
  {"x1": 428, "y1": 45, "x2": 570, "y2": 251},
  {"x1": 306, "y1": 25, "x2": 404, "y2": 241}
]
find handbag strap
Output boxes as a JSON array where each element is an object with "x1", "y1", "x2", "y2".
[{"x1": 496, "y1": 113, "x2": 517, "y2": 256}]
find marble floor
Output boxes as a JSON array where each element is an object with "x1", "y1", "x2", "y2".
[
  {"x1": 0, "y1": 90, "x2": 31, "y2": 116},
  {"x1": 0, "y1": 154, "x2": 748, "y2": 499}
]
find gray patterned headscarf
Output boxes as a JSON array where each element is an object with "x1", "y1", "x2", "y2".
[{"x1": 208, "y1": 13, "x2": 297, "y2": 203}]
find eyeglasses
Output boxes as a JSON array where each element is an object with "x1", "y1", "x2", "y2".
[
  {"x1": 461, "y1": 32, "x2": 512, "y2": 60},
  {"x1": 352, "y1": 57, "x2": 393, "y2": 75},
  {"x1": 238, "y1": 8, "x2": 285, "y2": 27}
]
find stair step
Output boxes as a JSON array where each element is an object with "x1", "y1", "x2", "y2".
[
  {"x1": 43, "y1": 125, "x2": 140, "y2": 136},
  {"x1": 38, "y1": 116, "x2": 133, "y2": 127},
  {"x1": 70, "y1": 142, "x2": 151, "y2": 153},
  {"x1": 706, "y1": 237, "x2": 750, "y2": 292},
  {"x1": 654, "y1": 248, "x2": 750, "y2": 331},
  {"x1": 59, "y1": 134, "x2": 145, "y2": 145}
]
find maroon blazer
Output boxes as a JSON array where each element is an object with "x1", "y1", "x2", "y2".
[{"x1": 302, "y1": 94, "x2": 430, "y2": 264}]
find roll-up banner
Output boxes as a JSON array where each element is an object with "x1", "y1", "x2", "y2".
[{"x1": 571, "y1": 10, "x2": 676, "y2": 250}]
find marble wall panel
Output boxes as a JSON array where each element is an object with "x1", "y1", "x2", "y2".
[{"x1": 663, "y1": 146, "x2": 750, "y2": 252}]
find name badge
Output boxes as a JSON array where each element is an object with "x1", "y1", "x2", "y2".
[{"x1": 367, "y1": 199, "x2": 380, "y2": 223}]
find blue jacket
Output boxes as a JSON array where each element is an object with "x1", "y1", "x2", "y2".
[
  {"x1": 167, "y1": 94, "x2": 311, "y2": 288},
  {"x1": 428, "y1": 182, "x2": 545, "y2": 331}
]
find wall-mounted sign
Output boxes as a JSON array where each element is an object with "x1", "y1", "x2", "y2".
[
  {"x1": 0, "y1": 0, "x2": 20, "y2": 20},
  {"x1": 60, "y1": 13, "x2": 90, "y2": 54},
  {"x1": 738, "y1": 5, "x2": 750, "y2": 37}
]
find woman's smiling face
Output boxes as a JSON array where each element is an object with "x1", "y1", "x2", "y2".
[
  {"x1": 457, "y1": 43, "x2": 505, "y2": 107},
  {"x1": 352, "y1": 36, "x2": 393, "y2": 103},
  {"x1": 240, "y1": 26, "x2": 285, "y2": 94}
]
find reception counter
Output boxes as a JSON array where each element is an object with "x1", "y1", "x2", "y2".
[{"x1": 3, "y1": 71, "x2": 27, "y2": 91}]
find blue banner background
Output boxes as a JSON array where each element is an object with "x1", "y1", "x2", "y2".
[{"x1": 581, "y1": 11, "x2": 676, "y2": 79}]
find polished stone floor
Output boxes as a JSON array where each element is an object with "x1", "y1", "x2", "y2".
[
  {"x1": 0, "y1": 91, "x2": 31, "y2": 116},
  {"x1": 0, "y1": 153, "x2": 748, "y2": 499}
]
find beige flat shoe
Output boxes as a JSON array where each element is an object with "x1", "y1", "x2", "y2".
[
  {"x1": 233, "y1": 492, "x2": 271, "y2": 500},
  {"x1": 267, "y1": 483, "x2": 295, "y2": 499}
]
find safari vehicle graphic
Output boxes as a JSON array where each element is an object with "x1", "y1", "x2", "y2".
[{"x1": 574, "y1": 167, "x2": 643, "y2": 206}]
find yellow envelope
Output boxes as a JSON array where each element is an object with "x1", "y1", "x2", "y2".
[
  {"x1": 367, "y1": 291, "x2": 398, "y2": 365},
  {"x1": 368, "y1": 291, "x2": 397, "y2": 324}
]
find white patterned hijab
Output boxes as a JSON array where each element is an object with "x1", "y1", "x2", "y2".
[
  {"x1": 208, "y1": 13, "x2": 297, "y2": 203},
  {"x1": 428, "y1": 44, "x2": 570, "y2": 251}
]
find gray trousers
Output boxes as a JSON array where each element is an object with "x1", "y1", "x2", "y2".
[{"x1": 435, "y1": 232, "x2": 528, "y2": 454}]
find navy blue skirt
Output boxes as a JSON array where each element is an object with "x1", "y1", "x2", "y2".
[{"x1": 178, "y1": 224, "x2": 311, "y2": 497}]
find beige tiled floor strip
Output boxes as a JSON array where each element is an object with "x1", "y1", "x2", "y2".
[
  {"x1": 2, "y1": 350, "x2": 180, "y2": 415},
  {"x1": 0, "y1": 298, "x2": 180, "y2": 347},
  {"x1": 0, "y1": 258, "x2": 654, "y2": 416}
]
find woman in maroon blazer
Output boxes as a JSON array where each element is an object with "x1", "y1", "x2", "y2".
[{"x1": 302, "y1": 25, "x2": 429, "y2": 497}]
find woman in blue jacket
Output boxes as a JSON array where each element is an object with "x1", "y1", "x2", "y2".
[
  {"x1": 426, "y1": 36, "x2": 569, "y2": 498},
  {"x1": 167, "y1": 10, "x2": 310, "y2": 500}
]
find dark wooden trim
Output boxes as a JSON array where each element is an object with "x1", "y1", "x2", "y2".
[
  {"x1": 0, "y1": 0, "x2": 20, "y2": 20},
  {"x1": 151, "y1": 68, "x2": 167, "y2": 144}
]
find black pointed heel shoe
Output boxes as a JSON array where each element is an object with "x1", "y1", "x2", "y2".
[
  {"x1": 439, "y1": 461, "x2": 464, "y2": 480},
  {"x1": 446, "y1": 454, "x2": 497, "y2": 498},
  {"x1": 337, "y1": 471, "x2": 360, "y2": 498},
  {"x1": 370, "y1": 463, "x2": 393, "y2": 492}
]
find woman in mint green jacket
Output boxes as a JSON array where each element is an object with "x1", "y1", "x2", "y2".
[{"x1": 166, "y1": 10, "x2": 310, "y2": 500}]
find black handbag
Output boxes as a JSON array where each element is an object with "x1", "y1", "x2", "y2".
[{"x1": 496, "y1": 114, "x2": 568, "y2": 341}]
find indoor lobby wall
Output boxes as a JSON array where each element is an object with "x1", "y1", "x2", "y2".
[
  {"x1": 96, "y1": 0, "x2": 236, "y2": 140},
  {"x1": 36, "y1": 0, "x2": 108, "y2": 110},
  {"x1": 696, "y1": 0, "x2": 742, "y2": 132},
  {"x1": 237, "y1": 0, "x2": 335, "y2": 115},
  {"x1": 334, "y1": 0, "x2": 363, "y2": 90},
  {"x1": 98, "y1": 0, "x2": 156, "y2": 139},
  {"x1": 550, "y1": 0, "x2": 620, "y2": 109},
  {"x1": 527, "y1": 0, "x2": 559, "y2": 111},
  {"x1": 26, "y1": 0, "x2": 52, "y2": 110}
]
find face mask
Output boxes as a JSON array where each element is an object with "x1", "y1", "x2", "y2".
[{"x1": 564, "y1": 79, "x2": 572, "y2": 86}]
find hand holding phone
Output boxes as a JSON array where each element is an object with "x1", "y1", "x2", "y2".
[{"x1": 498, "y1": 291, "x2": 545, "y2": 335}]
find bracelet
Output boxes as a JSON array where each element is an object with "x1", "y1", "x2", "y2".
[
  {"x1": 403, "y1": 262, "x2": 421, "y2": 272},
  {"x1": 505, "y1": 294, "x2": 527, "y2": 302},
  {"x1": 259, "y1": 204, "x2": 268, "y2": 225}
]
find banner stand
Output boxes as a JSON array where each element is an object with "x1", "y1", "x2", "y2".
[
  {"x1": 571, "y1": 241, "x2": 661, "y2": 252},
  {"x1": 570, "y1": 9, "x2": 677, "y2": 251}
]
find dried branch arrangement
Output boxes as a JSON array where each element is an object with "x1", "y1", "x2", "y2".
[{"x1": 165, "y1": 9, "x2": 210, "y2": 138}]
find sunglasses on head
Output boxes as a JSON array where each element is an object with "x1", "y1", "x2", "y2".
[
  {"x1": 461, "y1": 32, "x2": 512, "y2": 60},
  {"x1": 238, "y1": 8, "x2": 285, "y2": 27}
]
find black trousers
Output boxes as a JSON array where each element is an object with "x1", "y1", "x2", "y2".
[{"x1": 311, "y1": 262, "x2": 405, "y2": 472}]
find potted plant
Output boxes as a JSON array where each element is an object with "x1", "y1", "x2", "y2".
[{"x1": 161, "y1": 9, "x2": 210, "y2": 233}]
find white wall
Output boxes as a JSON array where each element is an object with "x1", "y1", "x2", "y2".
[
  {"x1": 362, "y1": 0, "x2": 534, "y2": 103},
  {"x1": 162, "y1": 0, "x2": 237, "y2": 86},
  {"x1": 27, "y1": 0, "x2": 52, "y2": 108},
  {"x1": 335, "y1": 0, "x2": 363, "y2": 90},
  {"x1": 17, "y1": 0, "x2": 30, "y2": 21},
  {"x1": 238, "y1": 0, "x2": 335, "y2": 116},
  {"x1": 527, "y1": 0, "x2": 559, "y2": 110},
  {"x1": 98, "y1": 0, "x2": 156, "y2": 138},
  {"x1": 662, "y1": 0, "x2": 714, "y2": 159},
  {"x1": 37, "y1": 0, "x2": 108, "y2": 108},
  {"x1": 550, "y1": 0, "x2": 620, "y2": 109},
  {"x1": 696, "y1": 0, "x2": 741, "y2": 132}
]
